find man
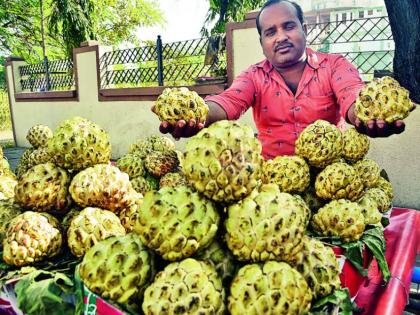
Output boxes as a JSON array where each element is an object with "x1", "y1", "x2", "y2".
[{"x1": 156, "y1": 0, "x2": 409, "y2": 159}]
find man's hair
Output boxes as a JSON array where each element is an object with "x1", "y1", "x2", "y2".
[{"x1": 256, "y1": 0, "x2": 304, "y2": 36}]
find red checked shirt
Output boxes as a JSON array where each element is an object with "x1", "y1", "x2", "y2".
[{"x1": 205, "y1": 48, "x2": 364, "y2": 159}]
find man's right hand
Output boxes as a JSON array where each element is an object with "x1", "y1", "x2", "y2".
[{"x1": 159, "y1": 119, "x2": 205, "y2": 139}]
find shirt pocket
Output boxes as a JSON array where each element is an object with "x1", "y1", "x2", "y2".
[{"x1": 302, "y1": 95, "x2": 337, "y2": 124}]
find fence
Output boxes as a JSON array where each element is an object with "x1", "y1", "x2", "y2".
[{"x1": 17, "y1": 15, "x2": 393, "y2": 91}]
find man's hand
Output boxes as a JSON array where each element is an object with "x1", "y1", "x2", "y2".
[
  {"x1": 152, "y1": 105, "x2": 204, "y2": 139},
  {"x1": 347, "y1": 103, "x2": 416, "y2": 138}
]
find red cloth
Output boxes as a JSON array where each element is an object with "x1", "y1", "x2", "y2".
[
  {"x1": 205, "y1": 47, "x2": 364, "y2": 159},
  {"x1": 355, "y1": 208, "x2": 420, "y2": 315}
]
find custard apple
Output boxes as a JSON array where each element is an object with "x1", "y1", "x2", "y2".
[
  {"x1": 0, "y1": 174, "x2": 17, "y2": 200},
  {"x1": 358, "y1": 195, "x2": 382, "y2": 225},
  {"x1": 142, "y1": 258, "x2": 225, "y2": 315},
  {"x1": 228, "y1": 261, "x2": 312, "y2": 315},
  {"x1": 355, "y1": 76, "x2": 415, "y2": 124},
  {"x1": 154, "y1": 87, "x2": 209, "y2": 124},
  {"x1": 144, "y1": 150, "x2": 179, "y2": 177},
  {"x1": 363, "y1": 188, "x2": 391, "y2": 213},
  {"x1": 0, "y1": 200, "x2": 23, "y2": 244},
  {"x1": 295, "y1": 120, "x2": 343, "y2": 168},
  {"x1": 354, "y1": 158, "x2": 380, "y2": 188},
  {"x1": 375, "y1": 177, "x2": 394, "y2": 200},
  {"x1": 129, "y1": 135, "x2": 175, "y2": 156},
  {"x1": 26, "y1": 124, "x2": 53, "y2": 148},
  {"x1": 182, "y1": 120, "x2": 263, "y2": 203},
  {"x1": 134, "y1": 186, "x2": 219, "y2": 261},
  {"x1": 159, "y1": 172, "x2": 189, "y2": 189},
  {"x1": 119, "y1": 198, "x2": 142, "y2": 232},
  {"x1": 48, "y1": 117, "x2": 111, "y2": 170},
  {"x1": 342, "y1": 127, "x2": 370, "y2": 162},
  {"x1": 131, "y1": 175, "x2": 158, "y2": 195}
]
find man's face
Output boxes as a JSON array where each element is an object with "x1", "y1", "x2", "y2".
[{"x1": 259, "y1": 2, "x2": 307, "y2": 69}]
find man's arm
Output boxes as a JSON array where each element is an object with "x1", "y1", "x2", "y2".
[{"x1": 156, "y1": 101, "x2": 227, "y2": 138}]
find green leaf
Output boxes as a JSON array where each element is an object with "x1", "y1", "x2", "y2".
[
  {"x1": 310, "y1": 288, "x2": 362, "y2": 314},
  {"x1": 14, "y1": 270, "x2": 75, "y2": 315},
  {"x1": 362, "y1": 226, "x2": 390, "y2": 283},
  {"x1": 341, "y1": 241, "x2": 368, "y2": 277}
]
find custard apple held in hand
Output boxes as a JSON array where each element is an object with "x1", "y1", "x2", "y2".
[
  {"x1": 355, "y1": 76, "x2": 415, "y2": 124},
  {"x1": 295, "y1": 120, "x2": 343, "y2": 168},
  {"x1": 342, "y1": 127, "x2": 370, "y2": 163},
  {"x1": 228, "y1": 261, "x2": 312, "y2": 315},
  {"x1": 225, "y1": 184, "x2": 307, "y2": 262},
  {"x1": 48, "y1": 117, "x2": 111, "y2": 171},
  {"x1": 154, "y1": 87, "x2": 209, "y2": 124},
  {"x1": 78, "y1": 233, "x2": 155, "y2": 309},
  {"x1": 262, "y1": 155, "x2": 310, "y2": 193},
  {"x1": 67, "y1": 207, "x2": 126, "y2": 257},
  {"x1": 311, "y1": 199, "x2": 365, "y2": 243},
  {"x1": 3, "y1": 211, "x2": 62, "y2": 266},
  {"x1": 26, "y1": 124, "x2": 53, "y2": 148},
  {"x1": 315, "y1": 162, "x2": 364, "y2": 201},
  {"x1": 142, "y1": 258, "x2": 225, "y2": 315},
  {"x1": 182, "y1": 120, "x2": 263, "y2": 203},
  {"x1": 134, "y1": 186, "x2": 219, "y2": 261}
]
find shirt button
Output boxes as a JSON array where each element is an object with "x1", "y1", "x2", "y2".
[{"x1": 295, "y1": 106, "x2": 301, "y2": 112}]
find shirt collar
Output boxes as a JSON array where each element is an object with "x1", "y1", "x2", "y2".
[{"x1": 256, "y1": 47, "x2": 328, "y2": 72}]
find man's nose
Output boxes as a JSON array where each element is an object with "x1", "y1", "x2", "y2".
[{"x1": 274, "y1": 29, "x2": 288, "y2": 43}]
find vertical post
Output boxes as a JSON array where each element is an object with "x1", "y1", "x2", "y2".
[
  {"x1": 157, "y1": 35, "x2": 164, "y2": 86},
  {"x1": 40, "y1": 0, "x2": 50, "y2": 91},
  {"x1": 43, "y1": 56, "x2": 51, "y2": 91}
]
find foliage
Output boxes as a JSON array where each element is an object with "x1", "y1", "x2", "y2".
[
  {"x1": 0, "y1": 89, "x2": 12, "y2": 132},
  {"x1": 201, "y1": 0, "x2": 266, "y2": 36}
]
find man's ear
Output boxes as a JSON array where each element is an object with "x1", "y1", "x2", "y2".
[
  {"x1": 259, "y1": 36, "x2": 262, "y2": 45},
  {"x1": 303, "y1": 23, "x2": 308, "y2": 36}
]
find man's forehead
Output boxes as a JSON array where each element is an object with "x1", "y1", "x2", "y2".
[{"x1": 259, "y1": 2, "x2": 299, "y2": 27}]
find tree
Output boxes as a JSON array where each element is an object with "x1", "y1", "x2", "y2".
[
  {"x1": 201, "y1": 0, "x2": 265, "y2": 36},
  {"x1": 384, "y1": 0, "x2": 420, "y2": 103}
]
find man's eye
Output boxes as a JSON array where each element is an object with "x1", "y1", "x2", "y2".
[
  {"x1": 285, "y1": 24, "x2": 296, "y2": 30},
  {"x1": 265, "y1": 30, "x2": 275, "y2": 37}
]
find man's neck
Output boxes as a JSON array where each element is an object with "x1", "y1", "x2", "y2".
[{"x1": 273, "y1": 57, "x2": 307, "y2": 76}]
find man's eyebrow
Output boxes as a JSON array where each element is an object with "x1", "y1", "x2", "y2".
[{"x1": 263, "y1": 25, "x2": 276, "y2": 33}]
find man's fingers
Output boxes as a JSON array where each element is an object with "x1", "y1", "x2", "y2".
[
  {"x1": 393, "y1": 120, "x2": 405, "y2": 134},
  {"x1": 159, "y1": 121, "x2": 173, "y2": 134},
  {"x1": 172, "y1": 120, "x2": 187, "y2": 138},
  {"x1": 366, "y1": 120, "x2": 378, "y2": 137},
  {"x1": 151, "y1": 105, "x2": 157, "y2": 114},
  {"x1": 354, "y1": 118, "x2": 366, "y2": 134},
  {"x1": 375, "y1": 120, "x2": 388, "y2": 137}
]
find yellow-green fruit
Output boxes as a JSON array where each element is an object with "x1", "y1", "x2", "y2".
[
  {"x1": 0, "y1": 174, "x2": 17, "y2": 200},
  {"x1": 228, "y1": 261, "x2": 312, "y2": 315},
  {"x1": 15, "y1": 162, "x2": 71, "y2": 213},
  {"x1": 315, "y1": 162, "x2": 364, "y2": 201},
  {"x1": 142, "y1": 258, "x2": 225, "y2": 315},
  {"x1": 48, "y1": 117, "x2": 111, "y2": 170},
  {"x1": 354, "y1": 158, "x2": 380, "y2": 188},
  {"x1": 0, "y1": 200, "x2": 23, "y2": 244},
  {"x1": 134, "y1": 186, "x2": 219, "y2": 261},
  {"x1": 355, "y1": 76, "x2": 415, "y2": 124},
  {"x1": 3, "y1": 211, "x2": 62, "y2": 266},
  {"x1": 301, "y1": 187, "x2": 325, "y2": 212},
  {"x1": 26, "y1": 124, "x2": 53, "y2": 148},
  {"x1": 15, "y1": 148, "x2": 35, "y2": 178},
  {"x1": 70, "y1": 164, "x2": 135, "y2": 213},
  {"x1": 61, "y1": 207, "x2": 81, "y2": 233},
  {"x1": 364, "y1": 188, "x2": 391, "y2": 213},
  {"x1": 194, "y1": 239, "x2": 237, "y2": 287},
  {"x1": 27, "y1": 147, "x2": 52, "y2": 168},
  {"x1": 293, "y1": 194, "x2": 312, "y2": 226},
  {"x1": 116, "y1": 153, "x2": 145, "y2": 179},
  {"x1": 67, "y1": 207, "x2": 126, "y2": 257},
  {"x1": 159, "y1": 172, "x2": 189, "y2": 188},
  {"x1": 225, "y1": 184, "x2": 307, "y2": 262},
  {"x1": 154, "y1": 87, "x2": 209, "y2": 124},
  {"x1": 289, "y1": 236, "x2": 340, "y2": 299},
  {"x1": 311, "y1": 199, "x2": 365, "y2": 243},
  {"x1": 79, "y1": 233, "x2": 154, "y2": 308},
  {"x1": 130, "y1": 175, "x2": 158, "y2": 195},
  {"x1": 342, "y1": 128, "x2": 370, "y2": 162},
  {"x1": 262, "y1": 155, "x2": 310, "y2": 193},
  {"x1": 375, "y1": 177, "x2": 394, "y2": 200},
  {"x1": 129, "y1": 135, "x2": 175, "y2": 156},
  {"x1": 119, "y1": 198, "x2": 142, "y2": 232},
  {"x1": 295, "y1": 120, "x2": 343, "y2": 168},
  {"x1": 144, "y1": 150, "x2": 179, "y2": 177},
  {"x1": 0, "y1": 158, "x2": 10, "y2": 171},
  {"x1": 358, "y1": 195, "x2": 382, "y2": 225},
  {"x1": 183, "y1": 120, "x2": 263, "y2": 203}
]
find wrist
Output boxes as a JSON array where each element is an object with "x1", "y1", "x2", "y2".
[{"x1": 346, "y1": 103, "x2": 357, "y2": 125}]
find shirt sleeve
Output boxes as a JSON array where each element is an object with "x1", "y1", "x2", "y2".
[
  {"x1": 330, "y1": 55, "x2": 365, "y2": 119},
  {"x1": 204, "y1": 66, "x2": 256, "y2": 120}
]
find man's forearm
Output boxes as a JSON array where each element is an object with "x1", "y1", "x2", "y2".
[{"x1": 205, "y1": 101, "x2": 228, "y2": 126}]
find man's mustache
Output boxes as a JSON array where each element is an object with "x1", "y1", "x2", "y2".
[{"x1": 274, "y1": 43, "x2": 293, "y2": 52}]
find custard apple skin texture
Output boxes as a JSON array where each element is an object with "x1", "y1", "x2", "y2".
[
  {"x1": 79, "y1": 233, "x2": 154, "y2": 308},
  {"x1": 262, "y1": 155, "x2": 310, "y2": 193},
  {"x1": 0, "y1": 200, "x2": 23, "y2": 244},
  {"x1": 228, "y1": 261, "x2": 312, "y2": 315},
  {"x1": 14, "y1": 162, "x2": 72, "y2": 213},
  {"x1": 364, "y1": 188, "x2": 391, "y2": 213},
  {"x1": 67, "y1": 207, "x2": 126, "y2": 257},
  {"x1": 225, "y1": 184, "x2": 307, "y2": 262},
  {"x1": 315, "y1": 162, "x2": 364, "y2": 201},
  {"x1": 358, "y1": 195, "x2": 382, "y2": 225},
  {"x1": 154, "y1": 87, "x2": 209, "y2": 124},
  {"x1": 354, "y1": 158, "x2": 380, "y2": 188},
  {"x1": 342, "y1": 128, "x2": 370, "y2": 163},
  {"x1": 134, "y1": 186, "x2": 219, "y2": 261},
  {"x1": 26, "y1": 124, "x2": 53, "y2": 148},
  {"x1": 355, "y1": 76, "x2": 415, "y2": 124},
  {"x1": 3, "y1": 211, "x2": 62, "y2": 266},
  {"x1": 47, "y1": 117, "x2": 111, "y2": 171},
  {"x1": 182, "y1": 120, "x2": 263, "y2": 203},
  {"x1": 311, "y1": 199, "x2": 365, "y2": 243},
  {"x1": 144, "y1": 150, "x2": 179, "y2": 178},
  {"x1": 129, "y1": 135, "x2": 175, "y2": 156},
  {"x1": 116, "y1": 153, "x2": 145, "y2": 179},
  {"x1": 375, "y1": 177, "x2": 394, "y2": 200},
  {"x1": 295, "y1": 120, "x2": 343, "y2": 168},
  {"x1": 142, "y1": 258, "x2": 225, "y2": 315}
]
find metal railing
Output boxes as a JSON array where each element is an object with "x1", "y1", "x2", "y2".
[{"x1": 19, "y1": 59, "x2": 75, "y2": 92}]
